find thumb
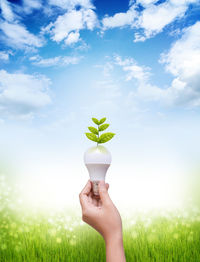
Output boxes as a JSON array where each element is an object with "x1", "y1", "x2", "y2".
[{"x1": 98, "y1": 181, "x2": 111, "y2": 205}]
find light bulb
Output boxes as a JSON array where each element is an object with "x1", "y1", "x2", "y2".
[{"x1": 84, "y1": 145, "x2": 112, "y2": 196}]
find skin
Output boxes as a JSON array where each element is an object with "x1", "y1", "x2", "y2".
[{"x1": 79, "y1": 180, "x2": 126, "y2": 262}]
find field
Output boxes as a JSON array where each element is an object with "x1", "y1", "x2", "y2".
[{"x1": 1, "y1": 175, "x2": 200, "y2": 262}]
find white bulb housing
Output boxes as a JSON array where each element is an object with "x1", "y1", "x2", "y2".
[{"x1": 84, "y1": 145, "x2": 112, "y2": 196}]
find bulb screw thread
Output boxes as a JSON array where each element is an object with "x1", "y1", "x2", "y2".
[{"x1": 92, "y1": 181, "x2": 100, "y2": 196}]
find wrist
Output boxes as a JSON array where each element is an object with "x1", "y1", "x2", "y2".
[
  {"x1": 104, "y1": 232, "x2": 126, "y2": 262},
  {"x1": 104, "y1": 231, "x2": 123, "y2": 246}
]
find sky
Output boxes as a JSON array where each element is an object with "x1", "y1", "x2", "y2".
[{"x1": 0, "y1": 0, "x2": 200, "y2": 211}]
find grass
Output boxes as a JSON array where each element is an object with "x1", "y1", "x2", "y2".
[{"x1": 0, "y1": 175, "x2": 200, "y2": 261}]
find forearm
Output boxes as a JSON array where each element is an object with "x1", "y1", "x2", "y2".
[{"x1": 105, "y1": 234, "x2": 126, "y2": 262}]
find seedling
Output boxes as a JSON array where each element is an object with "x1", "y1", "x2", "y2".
[{"x1": 85, "y1": 117, "x2": 115, "y2": 146}]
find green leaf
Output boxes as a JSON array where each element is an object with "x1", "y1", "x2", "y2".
[
  {"x1": 85, "y1": 133, "x2": 98, "y2": 142},
  {"x1": 99, "y1": 123, "x2": 109, "y2": 132},
  {"x1": 92, "y1": 118, "x2": 99, "y2": 125},
  {"x1": 99, "y1": 117, "x2": 106, "y2": 125},
  {"x1": 98, "y1": 132, "x2": 115, "y2": 144},
  {"x1": 88, "y1": 126, "x2": 99, "y2": 135}
]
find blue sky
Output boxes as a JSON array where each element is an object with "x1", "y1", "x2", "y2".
[{"x1": 0, "y1": 0, "x2": 200, "y2": 210}]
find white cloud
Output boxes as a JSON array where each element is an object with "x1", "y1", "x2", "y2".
[
  {"x1": 23, "y1": 0, "x2": 42, "y2": 13},
  {"x1": 160, "y1": 21, "x2": 200, "y2": 78},
  {"x1": 29, "y1": 55, "x2": 40, "y2": 61},
  {"x1": 0, "y1": 0, "x2": 15, "y2": 22},
  {"x1": 135, "y1": 0, "x2": 157, "y2": 6},
  {"x1": 83, "y1": 8, "x2": 97, "y2": 30},
  {"x1": 44, "y1": 7, "x2": 98, "y2": 44},
  {"x1": 101, "y1": 0, "x2": 199, "y2": 41},
  {"x1": 0, "y1": 50, "x2": 10, "y2": 61},
  {"x1": 48, "y1": 10, "x2": 83, "y2": 42},
  {"x1": 102, "y1": 7, "x2": 136, "y2": 29},
  {"x1": 30, "y1": 55, "x2": 82, "y2": 67},
  {"x1": 74, "y1": 40, "x2": 90, "y2": 51},
  {"x1": 115, "y1": 22, "x2": 200, "y2": 107},
  {"x1": 49, "y1": 0, "x2": 94, "y2": 10},
  {"x1": 0, "y1": 70, "x2": 51, "y2": 118},
  {"x1": 0, "y1": 0, "x2": 42, "y2": 22},
  {"x1": 113, "y1": 55, "x2": 167, "y2": 106},
  {"x1": 0, "y1": 21, "x2": 44, "y2": 50},
  {"x1": 64, "y1": 31, "x2": 80, "y2": 45},
  {"x1": 159, "y1": 21, "x2": 200, "y2": 106},
  {"x1": 123, "y1": 64, "x2": 150, "y2": 81},
  {"x1": 114, "y1": 55, "x2": 151, "y2": 82},
  {"x1": 0, "y1": 0, "x2": 44, "y2": 51},
  {"x1": 134, "y1": 0, "x2": 194, "y2": 41},
  {"x1": 133, "y1": 32, "x2": 146, "y2": 42},
  {"x1": 0, "y1": 0, "x2": 96, "y2": 50}
]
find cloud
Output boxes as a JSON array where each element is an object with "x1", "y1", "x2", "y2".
[
  {"x1": 159, "y1": 21, "x2": 200, "y2": 106},
  {"x1": 114, "y1": 55, "x2": 163, "y2": 102},
  {"x1": 0, "y1": 21, "x2": 44, "y2": 50},
  {"x1": 0, "y1": 0, "x2": 44, "y2": 51},
  {"x1": 0, "y1": 50, "x2": 10, "y2": 61},
  {"x1": 101, "y1": 0, "x2": 199, "y2": 41},
  {"x1": 44, "y1": 7, "x2": 98, "y2": 44},
  {"x1": 0, "y1": 0, "x2": 15, "y2": 22},
  {"x1": 64, "y1": 31, "x2": 80, "y2": 45},
  {"x1": 30, "y1": 55, "x2": 82, "y2": 67},
  {"x1": 49, "y1": 0, "x2": 94, "y2": 10},
  {"x1": 134, "y1": 0, "x2": 195, "y2": 41},
  {"x1": 74, "y1": 40, "x2": 90, "y2": 51},
  {"x1": 22, "y1": 0, "x2": 42, "y2": 14},
  {"x1": 0, "y1": 70, "x2": 51, "y2": 118},
  {"x1": 0, "y1": 0, "x2": 96, "y2": 50},
  {"x1": 114, "y1": 55, "x2": 151, "y2": 81},
  {"x1": 135, "y1": 0, "x2": 157, "y2": 6},
  {"x1": 102, "y1": 7, "x2": 136, "y2": 29},
  {"x1": 115, "y1": 22, "x2": 200, "y2": 107},
  {"x1": 0, "y1": 0, "x2": 42, "y2": 20}
]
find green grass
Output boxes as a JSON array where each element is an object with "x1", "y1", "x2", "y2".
[
  {"x1": 1, "y1": 210, "x2": 200, "y2": 262},
  {"x1": 1, "y1": 176, "x2": 200, "y2": 261}
]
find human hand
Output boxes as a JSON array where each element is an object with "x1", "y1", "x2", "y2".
[{"x1": 79, "y1": 180, "x2": 123, "y2": 242}]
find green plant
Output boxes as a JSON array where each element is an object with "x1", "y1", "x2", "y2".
[{"x1": 85, "y1": 117, "x2": 115, "y2": 146}]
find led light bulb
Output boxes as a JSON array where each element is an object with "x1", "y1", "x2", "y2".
[{"x1": 84, "y1": 145, "x2": 112, "y2": 196}]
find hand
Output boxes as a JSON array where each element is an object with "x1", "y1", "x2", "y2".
[{"x1": 79, "y1": 180, "x2": 122, "y2": 242}]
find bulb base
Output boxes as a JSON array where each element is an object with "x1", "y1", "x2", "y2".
[{"x1": 92, "y1": 180, "x2": 100, "y2": 196}]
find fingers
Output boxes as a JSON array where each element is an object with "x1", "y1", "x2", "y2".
[
  {"x1": 97, "y1": 199, "x2": 102, "y2": 207},
  {"x1": 79, "y1": 180, "x2": 92, "y2": 209},
  {"x1": 80, "y1": 180, "x2": 92, "y2": 196},
  {"x1": 88, "y1": 192, "x2": 93, "y2": 204},
  {"x1": 88, "y1": 183, "x2": 109, "y2": 206},
  {"x1": 92, "y1": 197, "x2": 98, "y2": 206},
  {"x1": 79, "y1": 180, "x2": 111, "y2": 209},
  {"x1": 98, "y1": 181, "x2": 112, "y2": 206}
]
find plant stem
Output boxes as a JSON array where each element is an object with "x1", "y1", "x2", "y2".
[{"x1": 97, "y1": 124, "x2": 99, "y2": 146}]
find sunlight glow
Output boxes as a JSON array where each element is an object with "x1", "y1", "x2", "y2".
[{"x1": 18, "y1": 160, "x2": 186, "y2": 212}]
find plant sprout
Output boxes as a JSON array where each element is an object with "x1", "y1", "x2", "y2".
[{"x1": 85, "y1": 117, "x2": 115, "y2": 146}]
